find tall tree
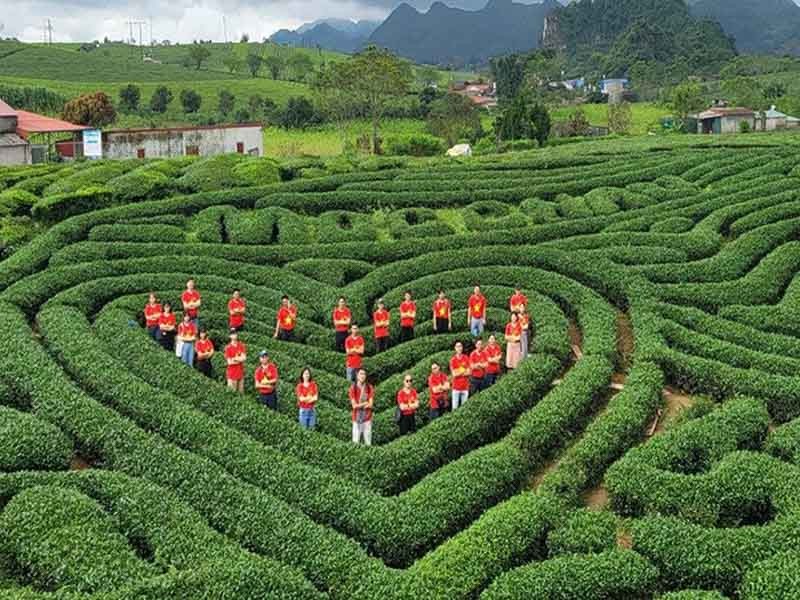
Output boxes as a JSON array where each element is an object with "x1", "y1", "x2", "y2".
[
  {"x1": 671, "y1": 81, "x2": 705, "y2": 128},
  {"x1": 149, "y1": 86, "x2": 173, "y2": 113},
  {"x1": 494, "y1": 94, "x2": 550, "y2": 146},
  {"x1": 62, "y1": 92, "x2": 116, "y2": 128},
  {"x1": 187, "y1": 43, "x2": 211, "y2": 70},
  {"x1": 287, "y1": 53, "x2": 314, "y2": 82},
  {"x1": 246, "y1": 52, "x2": 263, "y2": 78},
  {"x1": 180, "y1": 89, "x2": 202, "y2": 113},
  {"x1": 491, "y1": 54, "x2": 526, "y2": 100},
  {"x1": 607, "y1": 101, "x2": 632, "y2": 134},
  {"x1": 118, "y1": 84, "x2": 141, "y2": 113},
  {"x1": 427, "y1": 92, "x2": 481, "y2": 146},
  {"x1": 222, "y1": 52, "x2": 243, "y2": 74},
  {"x1": 218, "y1": 90, "x2": 235, "y2": 116},
  {"x1": 263, "y1": 55, "x2": 285, "y2": 80}
]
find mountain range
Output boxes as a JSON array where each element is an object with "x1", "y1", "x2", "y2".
[{"x1": 269, "y1": 19, "x2": 380, "y2": 53}]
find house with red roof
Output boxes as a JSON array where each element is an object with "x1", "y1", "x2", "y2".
[{"x1": 0, "y1": 98, "x2": 89, "y2": 164}]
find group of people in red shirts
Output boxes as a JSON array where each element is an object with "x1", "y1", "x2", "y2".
[{"x1": 144, "y1": 281, "x2": 532, "y2": 442}]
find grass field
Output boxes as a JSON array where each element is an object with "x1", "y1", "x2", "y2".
[{"x1": 550, "y1": 102, "x2": 671, "y2": 135}]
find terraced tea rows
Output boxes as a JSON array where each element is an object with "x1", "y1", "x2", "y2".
[{"x1": 2, "y1": 140, "x2": 800, "y2": 598}]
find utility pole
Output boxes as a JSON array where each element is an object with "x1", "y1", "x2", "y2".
[
  {"x1": 222, "y1": 15, "x2": 228, "y2": 44},
  {"x1": 43, "y1": 19, "x2": 53, "y2": 44},
  {"x1": 126, "y1": 19, "x2": 146, "y2": 58}
]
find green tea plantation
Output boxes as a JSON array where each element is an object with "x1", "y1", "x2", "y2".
[{"x1": 1, "y1": 134, "x2": 800, "y2": 598}]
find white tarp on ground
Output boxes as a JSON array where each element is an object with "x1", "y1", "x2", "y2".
[{"x1": 446, "y1": 143, "x2": 472, "y2": 157}]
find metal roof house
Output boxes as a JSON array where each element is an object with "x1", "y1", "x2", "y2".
[
  {"x1": 689, "y1": 107, "x2": 756, "y2": 135},
  {"x1": 0, "y1": 99, "x2": 30, "y2": 166},
  {"x1": 759, "y1": 105, "x2": 800, "y2": 131}
]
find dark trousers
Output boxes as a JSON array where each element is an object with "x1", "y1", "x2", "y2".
[
  {"x1": 399, "y1": 326, "x2": 414, "y2": 342},
  {"x1": 471, "y1": 376, "x2": 486, "y2": 394},
  {"x1": 375, "y1": 336, "x2": 389, "y2": 353},
  {"x1": 399, "y1": 413, "x2": 416, "y2": 435},
  {"x1": 277, "y1": 328, "x2": 294, "y2": 342},
  {"x1": 434, "y1": 318, "x2": 449, "y2": 334},
  {"x1": 159, "y1": 331, "x2": 175, "y2": 351},
  {"x1": 429, "y1": 407, "x2": 443, "y2": 420},
  {"x1": 485, "y1": 372, "x2": 498, "y2": 387},
  {"x1": 259, "y1": 391, "x2": 278, "y2": 411},
  {"x1": 147, "y1": 326, "x2": 160, "y2": 341},
  {"x1": 335, "y1": 330, "x2": 348, "y2": 352},
  {"x1": 230, "y1": 324, "x2": 243, "y2": 333},
  {"x1": 196, "y1": 359, "x2": 212, "y2": 378}
]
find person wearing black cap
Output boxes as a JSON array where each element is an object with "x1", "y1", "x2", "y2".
[{"x1": 254, "y1": 349, "x2": 279, "y2": 410}]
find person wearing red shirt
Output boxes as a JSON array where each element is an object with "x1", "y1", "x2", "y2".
[
  {"x1": 254, "y1": 350, "x2": 279, "y2": 410},
  {"x1": 396, "y1": 374, "x2": 419, "y2": 435},
  {"x1": 177, "y1": 314, "x2": 197, "y2": 366},
  {"x1": 470, "y1": 339, "x2": 488, "y2": 393},
  {"x1": 449, "y1": 341, "x2": 471, "y2": 410},
  {"x1": 468, "y1": 285, "x2": 487, "y2": 337},
  {"x1": 344, "y1": 324, "x2": 365, "y2": 383},
  {"x1": 158, "y1": 303, "x2": 176, "y2": 351},
  {"x1": 224, "y1": 329, "x2": 247, "y2": 393},
  {"x1": 399, "y1": 291, "x2": 417, "y2": 342},
  {"x1": 349, "y1": 369, "x2": 374, "y2": 445},
  {"x1": 509, "y1": 287, "x2": 528, "y2": 313},
  {"x1": 181, "y1": 279, "x2": 201, "y2": 325},
  {"x1": 195, "y1": 329, "x2": 214, "y2": 378},
  {"x1": 143, "y1": 293, "x2": 162, "y2": 341},
  {"x1": 433, "y1": 290, "x2": 452, "y2": 334},
  {"x1": 519, "y1": 306, "x2": 531, "y2": 360},
  {"x1": 274, "y1": 296, "x2": 298, "y2": 341},
  {"x1": 428, "y1": 362, "x2": 450, "y2": 419},
  {"x1": 332, "y1": 297, "x2": 352, "y2": 352},
  {"x1": 296, "y1": 367, "x2": 318, "y2": 430},
  {"x1": 373, "y1": 299, "x2": 391, "y2": 353},
  {"x1": 485, "y1": 334, "x2": 503, "y2": 386},
  {"x1": 505, "y1": 313, "x2": 523, "y2": 370},
  {"x1": 228, "y1": 289, "x2": 246, "y2": 332}
]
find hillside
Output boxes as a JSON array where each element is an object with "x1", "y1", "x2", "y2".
[
  {"x1": 270, "y1": 19, "x2": 380, "y2": 53},
  {"x1": 369, "y1": 0, "x2": 560, "y2": 68}
]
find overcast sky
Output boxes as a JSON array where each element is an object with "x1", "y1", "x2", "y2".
[{"x1": 2, "y1": 0, "x2": 506, "y2": 43}]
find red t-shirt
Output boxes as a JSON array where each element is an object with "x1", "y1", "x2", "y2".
[
  {"x1": 177, "y1": 321, "x2": 197, "y2": 340},
  {"x1": 509, "y1": 293, "x2": 528, "y2": 313},
  {"x1": 254, "y1": 363, "x2": 278, "y2": 394},
  {"x1": 397, "y1": 388, "x2": 419, "y2": 416},
  {"x1": 505, "y1": 322, "x2": 522, "y2": 341},
  {"x1": 296, "y1": 381, "x2": 318, "y2": 410},
  {"x1": 277, "y1": 306, "x2": 297, "y2": 331},
  {"x1": 428, "y1": 372, "x2": 449, "y2": 408},
  {"x1": 520, "y1": 313, "x2": 530, "y2": 331},
  {"x1": 224, "y1": 341, "x2": 246, "y2": 381},
  {"x1": 468, "y1": 293, "x2": 486, "y2": 319},
  {"x1": 345, "y1": 335, "x2": 365, "y2": 369},
  {"x1": 144, "y1": 303, "x2": 162, "y2": 328},
  {"x1": 470, "y1": 349, "x2": 487, "y2": 378},
  {"x1": 333, "y1": 307, "x2": 352, "y2": 332},
  {"x1": 158, "y1": 313, "x2": 176, "y2": 330},
  {"x1": 182, "y1": 290, "x2": 201, "y2": 318},
  {"x1": 228, "y1": 298, "x2": 246, "y2": 328},
  {"x1": 433, "y1": 299, "x2": 451, "y2": 320},
  {"x1": 399, "y1": 301, "x2": 416, "y2": 328},
  {"x1": 450, "y1": 354, "x2": 471, "y2": 391},
  {"x1": 373, "y1": 309, "x2": 390, "y2": 339},
  {"x1": 349, "y1": 384, "x2": 374, "y2": 422},
  {"x1": 195, "y1": 338, "x2": 214, "y2": 358},
  {"x1": 485, "y1": 343, "x2": 502, "y2": 374}
]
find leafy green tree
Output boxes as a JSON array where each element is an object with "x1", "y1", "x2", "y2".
[
  {"x1": 491, "y1": 54, "x2": 526, "y2": 100},
  {"x1": 607, "y1": 101, "x2": 632, "y2": 134},
  {"x1": 218, "y1": 90, "x2": 235, "y2": 116},
  {"x1": 118, "y1": 84, "x2": 140, "y2": 113},
  {"x1": 427, "y1": 92, "x2": 482, "y2": 146},
  {"x1": 278, "y1": 97, "x2": 315, "y2": 129},
  {"x1": 671, "y1": 81, "x2": 705, "y2": 126},
  {"x1": 264, "y1": 55, "x2": 285, "y2": 80},
  {"x1": 187, "y1": 43, "x2": 211, "y2": 70},
  {"x1": 764, "y1": 82, "x2": 787, "y2": 101},
  {"x1": 417, "y1": 66, "x2": 442, "y2": 89},
  {"x1": 222, "y1": 52, "x2": 243, "y2": 74},
  {"x1": 149, "y1": 86, "x2": 173, "y2": 113},
  {"x1": 62, "y1": 92, "x2": 116, "y2": 128},
  {"x1": 246, "y1": 52, "x2": 262, "y2": 78},
  {"x1": 287, "y1": 53, "x2": 314, "y2": 82},
  {"x1": 180, "y1": 89, "x2": 202, "y2": 113},
  {"x1": 495, "y1": 95, "x2": 551, "y2": 146},
  {"x1": 721, "y1": 77, "x2": 768, "y2": 111}
]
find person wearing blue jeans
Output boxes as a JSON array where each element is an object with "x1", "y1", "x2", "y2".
[
  {"x1": 296, "y1": 368, "x2": 318, "y2": 430},
  {"x1": 176, "y1": 314, "x2": 196, "y2": 367}
]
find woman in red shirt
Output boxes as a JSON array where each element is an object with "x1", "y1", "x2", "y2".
[
  {"x1": 195, "y1": 329, "x2": 215, "y2": 378},
  {"x1": 158, "y1": 303, "x2": 176, "y2": 351},
  {"x1": 399, "y1": 291, "x2": 416, "y2": 342},
  {"x1": 349, "y1": 369, "x2": 374, "y2": 445},
  {"x1": 143, "y1": 293, "x2": 161, "y2": 341},
  {"x1": 228, "y1": 289, "x2": 246, "y2": 332},
  {"x1": 296, "y1": 367, "x2": 318, "y2": 430},
  {"x1": 396, "y1": 374, "x2": 419, "y2": 435},
  {"x1": 505, "y1": 312, "x2": 523, "y2": 370},
  {"x1": 433, "y1": 290, "x2": 452, "y2": 334},
  {"x1": 373, "y1": 299, "x2": 391, "y2": 353}
]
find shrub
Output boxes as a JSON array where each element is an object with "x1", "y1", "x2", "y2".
[
  {"x1": 384, "y1": 134, "x2": 446, "y2": 157},
  {"x1": 0, "y1": 188, "x2": 38, "y2": 217},
  {"x1": 31, "y1": 186, "x2": 113, "y2": 224}
]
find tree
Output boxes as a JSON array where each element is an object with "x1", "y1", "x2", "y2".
[
  {"x1": 62, "y1": 92, "x2": 116, "y2": 128},
  {"x1": 607, "y1": 101, "x2": 632, "y2": 134},
  {"x1": 287, "y1": 53, "x2": 314, "y2": 82},
  {"x1": 417, "y1": 66, "x2": 441, "y2": 89},
  {"x1": 149, "y1": 86, "x2": 173, "y2": 113},
  {"x1": 118, "y1": 84, "x2": 141, "y2": 113},
  {"x1": 721, "y1": 77, "x2": 768, "y2": 111},
  {"x1": 494, "y1": 94, "x2": 550, "y2": 146},
  {"x1": 263, "y1": 55, "x2": 285, "y2": 80},
  {"x1": 187, "y1": 43, "x2": 211, "y2": 70},
  {"x1": 218, "y1": 89, "x2": 235, "y2": 116},
  {"x1": 671, "y1": 81, "x2": 705, "y2": 126},
  {"x1": 312, "y1": 45, "x2": 413, "y2": 154},
  {"x1": 240, "y1": 33, "x2": 250, "y2": 43},
  {"x1": 278, "y1": 97, "x2": 315, "y2": 129},
  {"x1": 427, "y1": 92, "x2": 481, "y2": 146},
  {"x1": 491, "y1": 54, "x2": 526, "y2": 100},
  {"x1": 223, "y1": 52, "x2": 243, "y2": 74},
  {"x1": 246, "y1": 52, "x2": 262, "y2": 78},
  {"x1": 564, "y1": 108, "x2": 591, "y2": 137},
  {"x1": 180, "y1": 89, "x2": 202, "y2": 113}
]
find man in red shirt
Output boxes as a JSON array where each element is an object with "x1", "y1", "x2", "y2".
[
  {"x1": 396, "y1": 374, "x2": 419, "y2": 435},
  {"x1": 181, "y1": 279, "x2": 201, "y2": 326},
  {"x1": 345, "y1": 324, "x2": 365, "y2": 383},
  {"x1": 468, "y1": 285, "x2": 487, "y2": 337},
  {"x1": 470, "y1": 339, "x2": 488, "y2": 393},
  {"x1": 274, "y1": 295, "x2": 298, "y2": 341},
  {"x1": 449, "y1": 341, "x2": 471, "y2": 410},
  {"x1": 254, "y1": 350, "x2": 279, "y2": 411},
  {"x1": 195, "y1": 329, "x2": 214, "y2": 378},
  {"x1": 144, "y1": 293, "x2": 161, "y2": 341},
  {"x1": 332, "y1": 297, "x2": 352, "y2": 352},
  {"x1": 485, "y1": 334, "x2": 503, "y2": 386},
  {"x1": 399, "y1": 291, "x2": 416, "y2": 342},
  {"x1": 228, "y1": 289, "x2": 246, "y2": 332},
  {"x1": 433, "y1": 290, "x2": 452, "y2": 334},
  {"x1": 373, "y1": 299, "x2": 390, "y2": 353},
  {"x1": 509, "y1": 287, "x2": 528, "y2": 313},
  {"x1": 224, "y1": 329, "x2": 247, "y2": 393},
  {"x1": 428, "y1": 362, "x2": 450, "y2": 419}
]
